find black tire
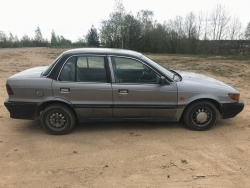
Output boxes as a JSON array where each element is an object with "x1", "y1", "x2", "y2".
[
  {"x1": 41, "y1": 104, "x2": 75, "y2": 135},
  {"x1": 183, "y1": 100, "x2": 217, "y2": 131}
]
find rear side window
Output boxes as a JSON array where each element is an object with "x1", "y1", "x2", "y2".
[
  {"x1": 77, "y1": 57, "x2": 104, "y2": 68},
  {"x1": 59, "y1": 56, "x2": 107, "y2": 83}
]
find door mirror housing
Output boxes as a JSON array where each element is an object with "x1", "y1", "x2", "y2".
[{"x1": 159, "y1": 76, "x2": 166, "y2": 86}]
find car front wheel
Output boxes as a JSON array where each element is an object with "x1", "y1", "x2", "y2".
[
  {"x1": 183, "y1": 101, "x2": 217, "y2": 131},
  {"x1": 41, "y1": 104, "x2": 75, "y2": 135}
]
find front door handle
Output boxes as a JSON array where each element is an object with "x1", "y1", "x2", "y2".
[{"x1": 60, "y1": 88, "x2": 70, "y2": 93}]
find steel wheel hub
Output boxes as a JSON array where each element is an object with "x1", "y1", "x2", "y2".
[
  {"x1": 192, "y1": 108, "x2": 211, "y2": 126},
  {"x1": 49, "y1": 112, "x2": 66, "y2": 128}
]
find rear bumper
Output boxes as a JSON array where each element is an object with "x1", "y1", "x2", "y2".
[
  {"x1": 220, "y1": 100, "x2": 244, "y2": 119},
  {"x1": 4, "y1": 100, "x2": 39, "y2": 120}
]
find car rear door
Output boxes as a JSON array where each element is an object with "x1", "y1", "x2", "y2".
[
  {"x1": 52, "y1": 55, "x2": 113, "y2": 119},
  {"x1": 109, "y1": 56, "x2": 178, "y2": 120}
]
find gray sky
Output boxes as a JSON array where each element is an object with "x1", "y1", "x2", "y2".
[{"x1": 1, "y1": 0, "x2": 249, "y2": 41}]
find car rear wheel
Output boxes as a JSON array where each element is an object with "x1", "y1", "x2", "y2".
[
  {"x1": 41, "y1": 104, "x2": 75, "y2": 135},
  {"x1": 183, "y1": 100, "x2": 217, "y2": 131}
]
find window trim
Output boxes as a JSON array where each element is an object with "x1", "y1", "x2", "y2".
[
  {"x1": 57, "y1": 54, "x2": 109, "y2": 83},
  {"x1": 41, "y1": 55, "x2": 62, "y2": 77},
  {"x1": 141, "y1": 55, "x2": 176, "y2": 82},
  {"x1": 107, "y1": 56, "x2": 116, "y2": 83}
]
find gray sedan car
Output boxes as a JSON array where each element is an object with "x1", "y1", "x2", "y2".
[{"x1": 4, "y1": 48, "x2": 244, "y2": 134}]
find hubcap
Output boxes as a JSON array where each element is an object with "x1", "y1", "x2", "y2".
[
  {"x1": 192, "y1": 108, "x2": 211, "y2": 126},
  {"x1": 196, "y1": 112, "x2": 208, "y2": 123},
  {"x1": 49, "y1": 112, "x2": 66, "y2": 128}
]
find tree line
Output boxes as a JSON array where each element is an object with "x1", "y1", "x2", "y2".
[
  {"x1": 0, "y1": 27, "x2": 82, "y2": 48},
  {"x1": 0, "y1": 25, "x2": 100, "y2": 48},
  {"x1": 99, "y1": 1, "x2": 250, "y2": 55},
  {"x1": 0, "y1": 0, "x2": 250, "y2": 55}
]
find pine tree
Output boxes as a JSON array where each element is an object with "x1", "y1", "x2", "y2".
[
  {"x1": 51, "y1": 30, "x2": 58, "y2": 46},
  {"x1": 34, "y1": 27, "x2": 43, "y2": 43},
  {"x1": 86, "y1": 25, "x2": 100, "y2": 47}
]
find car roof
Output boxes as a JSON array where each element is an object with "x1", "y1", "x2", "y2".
[{"x1": 62, "y1": 48, "x2": 142, "y2": 58}]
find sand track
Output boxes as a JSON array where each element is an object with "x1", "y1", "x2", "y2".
[{"x1": 0, "y1": 48, "x2": 249, "y2": 187}]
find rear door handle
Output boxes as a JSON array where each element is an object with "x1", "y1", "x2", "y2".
[
  {"x1": 118, "y1": 89, "x2": 128, "y2": 95},
  {"x1": 60, "y1": 88, "x2": 70, "y2": 93}
]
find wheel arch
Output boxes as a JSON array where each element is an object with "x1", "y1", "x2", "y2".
[
  {"x1": 181, "y1": 98, "x2": 221, "y2": 119},
  {"x1": 36, "y1": 100, "x2": 78, "y2": 119}
]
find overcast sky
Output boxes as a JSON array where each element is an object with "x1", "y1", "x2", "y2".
[{"x1": 1, "y1": 0, "x2": 249, "y2": 41}]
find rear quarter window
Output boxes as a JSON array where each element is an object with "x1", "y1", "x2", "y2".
[{"x1": 42, "y1": 55, "x2": 62, "y2": 76}]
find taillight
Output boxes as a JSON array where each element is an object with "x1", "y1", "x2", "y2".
[
  {"x1": 6, "y1": 84, "x2": 14, "y2": 95},
  {"x1": 228, "y1": 93, "x2": 240, "y2": 100}
]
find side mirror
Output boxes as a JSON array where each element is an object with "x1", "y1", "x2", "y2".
[{"x1": 159, "y1": 76, "x2": 166, "y2": 86}]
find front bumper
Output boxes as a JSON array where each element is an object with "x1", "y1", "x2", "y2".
[
  {"x1": 220, "y1": 100, "x2": 244, "y2": 119},
  {"x1": 4, "y1": 100, "x2": 39, "y2": 120}
]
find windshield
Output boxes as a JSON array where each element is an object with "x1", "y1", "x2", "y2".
[
  {"x1": 142, "y1": 55, "x2": 178, "y2": 81},
  {"x1": 41, "y1": 55, "x2": 62, "y2": 76}
]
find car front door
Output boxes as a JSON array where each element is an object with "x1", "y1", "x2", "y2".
[
  {"x1": 109, "y1": 56, "x2": 178, "y2": 120},
  {"x1": 52, "y1": 55, "x2": 113, "y2": 119}
]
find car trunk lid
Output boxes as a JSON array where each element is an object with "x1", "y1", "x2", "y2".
[{"x1": 9, "y1": 66, "x2": 48, "y2": 79}]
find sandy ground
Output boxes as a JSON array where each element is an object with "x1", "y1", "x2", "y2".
[{"x1": 0, "y1": 48, "x2": 249, "y2": 188}]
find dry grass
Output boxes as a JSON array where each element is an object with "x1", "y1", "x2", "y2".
[{"x1": 147, "y1": 54, "x2": 250, "y2": 82}]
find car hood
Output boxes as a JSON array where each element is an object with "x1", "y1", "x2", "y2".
[
  {"x1": 175, "y1": 70, "x2": 237, "y2": 91},
  {"x1": 9, "y1": 66, "x2": 48, "y2": 79}
]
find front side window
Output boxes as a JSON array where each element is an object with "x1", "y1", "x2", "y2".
[
  {"x1": 59, "y1": 56, "x2": 107, "y2": 82},
  {"x1": 111, "y1": 57, "x2": 160, "y2": 84},
  {"x1": 141, "y1": 55, "x2": 177, "y2": 81}
]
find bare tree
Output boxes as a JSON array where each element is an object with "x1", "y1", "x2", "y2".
[
  {"x1": 229, "y1": 16, "x2": 242, "y2": 40},
  {"x1": 185, "y1": 12, "x2": 197, "y2": 39},
  {"x1": 196, "y1": 12, "x2": 203, "y2": 39},
  {"x1": 114, "y1": 0, "x2": 125, "y2": 48},
  {"x1": 245, "y1": 22, "x2": 250, "y2": 40},
  {"x1": 173, "y1": 16, "x2": 185, "y2": 38},
  {"x1": 114, "y1": 0, "x2": 125, "y2": 14},
  {"x1": 210, "y1": 4, "x2": 231, "y2": 40},
  {"x1": 210, "y1": 5, "x2": 219, "y2": 40},
  {"x1": 137, "y1": 9, "x2": 154, "y2": 31},
  {"x1": 203, "y1": 13, "x2": 210, "y2": 40},
  {"x1": 164, "y1": 16, "x2": 185, "y2": 53}
]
